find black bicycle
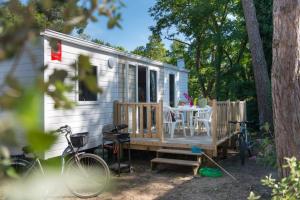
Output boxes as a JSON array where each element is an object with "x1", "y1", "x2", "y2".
[
  {"x1": 10, "y1": 125, "x2": 110, "y2": 199},
  {"x1": 228, "y1": 121, "x2": 254, "y2": 165}
]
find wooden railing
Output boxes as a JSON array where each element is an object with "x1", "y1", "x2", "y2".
[
  {"x1": 113, "y1": 100, "x2": 163, "y2": 139},
  {"x1": 211, "y1": 100, "x2": 247, "y2": 146},
  {"x1": 114, "y1": 99, "x2": 246, "y2": 151}
]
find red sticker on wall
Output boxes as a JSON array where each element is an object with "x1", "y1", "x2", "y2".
[{"x1": 51, "y1": 40, "x2": 62, "y2": 61}]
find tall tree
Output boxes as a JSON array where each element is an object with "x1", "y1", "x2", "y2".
[
  {"x1": 241, "y1": 0, "x2": 273, "y2": 126},
  {"x1": 168, "y1": 40, "x2": 187, "y2": 65},
  {"x1": 254, "y1": 0, "x2": 273, "y2": 75},
  {"x1": 150, "y1": 0, "x2": 254, "y2": 100},
  {"x1": 131, "y1": 34, "x2": 168, "y2": 62},
  {"x1": 272, "y1": 0, "x2": 300, "y2": 177}
]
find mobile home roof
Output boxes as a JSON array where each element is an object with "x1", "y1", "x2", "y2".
[{"x1": 41, "y1": 29, "x2": 188, "y2": 73}]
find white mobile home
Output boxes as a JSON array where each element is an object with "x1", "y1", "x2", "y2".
[{"x1": 0, "y1": 29, "x2": 189, "y2": 158}]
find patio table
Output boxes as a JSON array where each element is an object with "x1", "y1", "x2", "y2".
[{"x1": 173, "y1": 105, "x2": 211, "y2": 136}]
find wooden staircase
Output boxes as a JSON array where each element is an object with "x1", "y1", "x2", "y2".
[{"x1": 151, "y1": 148, "x2": 203, "y2": 175}]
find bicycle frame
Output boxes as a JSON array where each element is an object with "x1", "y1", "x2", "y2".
[
  {"x1": 59, "y1": 127, "x2": 86, "y2": 175},
  {"x1": 22, "y1": 126, "x2": 85, "y2": 177},
  {"x1": 21, "y1": 157, "x2": 45, "y2": 178},
  {"x1": 240, "y1": 122, "x2": 248, "y2": 143}
]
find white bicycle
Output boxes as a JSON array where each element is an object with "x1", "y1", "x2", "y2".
[{"x1": 10, "y1": 125, "x2": 110, "y2": 199}]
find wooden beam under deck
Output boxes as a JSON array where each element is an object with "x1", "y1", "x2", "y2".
[{"x1": 123, "y1": 138, "x2": 217, "y2": 155}]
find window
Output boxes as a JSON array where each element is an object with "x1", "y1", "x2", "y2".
[
  {"x1": 79, "y1": 66, "x2": 98, "y2": 101},
  {"x1": 150, "y1": 70, "x2": 157, "y2": 102}
]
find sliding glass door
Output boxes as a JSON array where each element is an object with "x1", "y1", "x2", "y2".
[{"x1": 150, "y1": 70, "x2": 157, "y2": 102}]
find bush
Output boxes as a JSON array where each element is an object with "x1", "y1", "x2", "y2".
[
  {"x1": 256, "y1": 137, "x2": 277, "y2": 167},
  {"x1": 249, "y1": 157, "x2": 300, "y2": 200},
  {"x1": 256, "y1": 123, "x2": 276, "y2": 168}
]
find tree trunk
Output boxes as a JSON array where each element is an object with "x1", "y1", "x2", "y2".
[
  {"x1": 215, "y1": 32, "x2": 223, "y2": 100},
  {"x1": 195, "y1": 41, "x2": 207, "y2": 97},
  {"x1": 241, "y1": 0, "x2": 273, "y2": 126},
  {"x1": 273, "y1": 0, "x2": 300, "y2": 177}
]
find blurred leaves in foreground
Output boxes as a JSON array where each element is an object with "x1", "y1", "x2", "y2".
[{"x1": 0, "y1": 0, "x2": 123, "y2": 182}]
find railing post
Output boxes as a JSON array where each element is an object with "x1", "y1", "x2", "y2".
[
  {"x1": 132, "y1": 104, "x2": 137, "y2": 138},
  {"x1": 139, "y1": 104, "x2": 144, "y2": 137},
  {"x1": 147, "y1": 105, "x2": 152, "y2": 137},
  {"x1": 158, "y1": 100, "x2": 164, "y2": 142},
  {"x1": 226, "y1": 100, "x2": 231, "y2": 137},
  {"x1": 211, "y1": 99, "x2": 217, "y2": 147},
  {"x1": 113, "y1": 100, "x2": 119, "y2": 125},
  {"x1": 237, "y1": 100, "x2": 240, "y2": 131},
  {"x1": 125, "y1": 104, "x2": 129, "y2": 132},
  {"x1": 245, "y1": 101, "x2": 247, "y2": 121},
  {"x1": 242, "y1": 101, "x2": 247, "y2": 121}
]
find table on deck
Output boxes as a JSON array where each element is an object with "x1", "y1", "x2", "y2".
[{"x1": 172, "y1": 105, "x2": 211, "y2": 136}]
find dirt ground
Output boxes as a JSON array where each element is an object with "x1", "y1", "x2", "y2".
[
  {"x1": 65, "y1": 152, "x2": 275, "y2": 200},
  {"x1": 0, "y1": 152, "x2": 275, "y2": 200}
]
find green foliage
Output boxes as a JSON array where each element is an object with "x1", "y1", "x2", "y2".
[
  {"x1": 150, "y1": 0, "x2": 255, "y2": 101},
  {"x1": 257, "y1": 137, "x2": 277, "y2": 168},
  {"x1": 248, "y1": 191, "x2": 261, "y2": 200},
  {"x1": 15, "y1": 88, "x2": 57, "y2": 153},
  {"x1": 250, "y1": 157, "x2": 300, "y2": 200},
  {"x1": 91, "y1": 38, "x2": 127, "y2": 52},
  {"x1": 0, "y1": 0, "x2": 124, "y2": 60},
  {"x1": 256, "y1": 123, "x2": 276, "y2": 167},
  {"x1": 150, "y1": 0, "x2": 272, "y2": 122},
  {"x1": 75, "y1": 54, "x2": 103, "y2": 93},
  {"x1": 168, "y1": 41, "x2": 187, "y2": 65},
  {"x1": 131, "y1": 46, "x2": 146, "y2": 57},
  {"x1": 0, "y1": 146, "x2": 11, "y2": 178},
  {"x1": 76, "y1": 32, "x2": 127, "y2": 52},
  {"x1": 131, "y1": 34, "x2": 169, "y2": 62},
  {"x1": 0, "y1": 0, "x2": 123, "y2": 178}
]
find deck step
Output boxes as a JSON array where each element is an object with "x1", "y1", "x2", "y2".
[
  {"x1": 151, "y1": 158, "x2": 200, "y2": 167},
  {"x1": 157, "y1": 148, "x2": 203, "y2": 156},
  {"x1": 151, "y1": 157, "x2": 200, "y2": 175}
]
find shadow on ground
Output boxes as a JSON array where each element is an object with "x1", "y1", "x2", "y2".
[
  {"x1": 61, "y1": 151, "x2": 275, "y2": 200},
  {"x1": 99, "y1": 152, "x2": 275, "y2": 200}
]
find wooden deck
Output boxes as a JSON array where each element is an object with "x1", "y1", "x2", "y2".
[{"x1": 114, "y1": 100, "x2": 246, "y2": 156}]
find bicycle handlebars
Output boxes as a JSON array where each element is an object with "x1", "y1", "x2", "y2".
[{"x1": 56, "y1": 125, "x2": 72, "y2": 134}]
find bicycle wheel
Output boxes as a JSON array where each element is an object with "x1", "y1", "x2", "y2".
[
  {"x1": 238, "y1": 135, "x2": 247, "y2": 165},
  {"x1": 10, "y1": 159, "x2": 31, "y2": 178},
  {"x1": 64, "y1": 153, "x2": 110, "y2": 198}
]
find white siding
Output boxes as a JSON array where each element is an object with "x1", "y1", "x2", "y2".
[
  {"x1": 1, "y1": 30, "x2": 189, "y2": 158},
  {"x1": 42, "y1": 34, "x2": 188, "y2": 158},
  {"x1": 163, "y1": 67, "x2": 189, "y2": 106},
  {"x1": 0, "y1": 42, "x2": 43, "y2": 89},
  {"x1": 0, "y1": 41, "x2": 44, "y2": 155},
  {"x1": 178, "y1": 71, "x2": 189, "y2": 100},
  {"x1": 44, "y1": 38, "x2": 121, "y2": 158}
]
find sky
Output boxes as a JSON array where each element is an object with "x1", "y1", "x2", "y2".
[
  {"x1": 19, "y1": 0, "x2": 174, "y2": 51},
  {"x1": 84, "y1": 0, "x2": 172, "y2": 51}
]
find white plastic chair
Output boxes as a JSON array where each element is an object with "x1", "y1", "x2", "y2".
[
  {"x1": 163, "y1": 106, "x2": 186, "y2": 138},
  {"x1": 193, "y1": 106, "x2": 212, "y2": 136}
]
